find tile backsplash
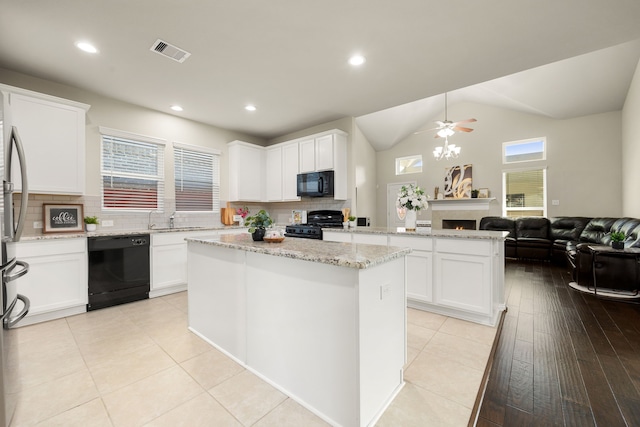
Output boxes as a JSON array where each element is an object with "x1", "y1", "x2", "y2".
[{"x1": 15, "y1": 194, "x2": 350, "y2": 236}]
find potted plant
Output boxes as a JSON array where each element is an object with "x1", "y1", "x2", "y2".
[
  {"x1": 611, "y1": 231, "x2": 625, "y2": 249},
  {"x1": 348, "y1": 215, "x2": 357, "y2": 228},
  {"x1": 84, "y1": 216, "x2": 99, "y2": 232},
  {"x1": 244, "y1": 209, "x2": 273, "y2": 241}
]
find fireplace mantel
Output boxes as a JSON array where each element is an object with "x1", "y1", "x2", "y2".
[{"x1": 429, "y1": 198, "x2": 496, "y2": 211}]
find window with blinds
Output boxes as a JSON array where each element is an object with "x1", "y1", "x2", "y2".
[
  {"x1": 503, "y1": 168, "x2": 547, "y2": 217},
  {"x1": 174, "y1": 143, "x2": 220, "y2": 212},
  {"x1": 100, "y1": 128, "x2": 165, "y2": 210}
]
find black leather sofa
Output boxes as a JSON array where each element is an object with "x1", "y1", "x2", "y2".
[{"x1": 480, "y1": 216, "x2": 640, "y2": 296}]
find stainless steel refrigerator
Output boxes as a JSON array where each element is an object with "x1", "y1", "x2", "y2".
[{"x1": 1, "y1": 91, "x2": 31, "y2": 427}]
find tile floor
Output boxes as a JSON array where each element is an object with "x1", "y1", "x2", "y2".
[{"x1": 5, "y1": 292, "x2": 498, "y2": 426}]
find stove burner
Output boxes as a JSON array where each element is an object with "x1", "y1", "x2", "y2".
[{"x1": 285, "y1": 210, "x2": 344, "y2": 239}]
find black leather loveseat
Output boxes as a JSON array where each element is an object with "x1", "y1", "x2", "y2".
[{"x1": 480, "y1": 216, "x2": 640, "y2": 297}]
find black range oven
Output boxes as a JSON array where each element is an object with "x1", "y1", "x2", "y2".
[{"x1": 285, "y1": 210, "x2": 344, "y2": 240}]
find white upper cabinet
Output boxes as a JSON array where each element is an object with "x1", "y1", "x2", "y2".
[
  {"x1": 3, "y1": 88, "x2": 89, "y2": 195},
  {"x1": 296, "y1": 130, "x2": 347, "y2": 200},
  {"x1": 264, "y1": 141, "x2": 299, "y2": 202},
  {"x1": 228, "y1": 140, "x2": 265, "y2": 202},
  {"x1": 298, "y1": 138, "x2": 316, "y2": 173},
  {"x1": 265, "y1": 146, "x2": 284, "y2": 201},
  {"x1": 228, "y1": 129, "x2": 346, "y2": 202},
  {"x1": 315, "y1": 134, "x2": 335, "y2": 171},
  {"x1": 282, "y1": 141, "x2": 300, "y2": 201}
]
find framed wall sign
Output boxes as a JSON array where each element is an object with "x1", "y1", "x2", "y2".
[
  {"x1": 43, "y1": 204, "x2": 84, "y2": 233},
  {"x1": 478, "y1": 188, "x2": 489, "y2": 198}
]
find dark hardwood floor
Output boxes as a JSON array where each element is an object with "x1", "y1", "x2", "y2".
[{"x1": 476, "y1": 260, "x2": 640, "y2": 427}]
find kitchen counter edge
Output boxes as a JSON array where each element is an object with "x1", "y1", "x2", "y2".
[
  {"x1": 18, "y1": 225, "x2": 247, "y2": 241},
  {"x1": 327, "y1": 226, "x2": 508, "y2": 240},
  {"x1": 187, "y1": 233, "x2": 411, "y2": 269}
]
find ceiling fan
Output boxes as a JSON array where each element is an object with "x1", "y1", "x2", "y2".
[{"x1": 415, "y1": 93, "x2": 477, "y2": 138}]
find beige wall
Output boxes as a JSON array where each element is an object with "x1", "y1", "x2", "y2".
[
  {"x1": 622, "y1": 58, "x2": 640, "y2": 217},
  {"x1": 376, "y1": 102, "x2": 623, "y2": 226}
]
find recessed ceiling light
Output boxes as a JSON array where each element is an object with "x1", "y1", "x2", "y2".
[
  {"x1": 170, "y1": 105, "x2": 183, "y2": 112},
  {"x1": 75, "y1": 41, "x2": 98, "y2": 54},
  {"x1": 245, "y1": 105, "x2": 257, "y2": 112},
  {"x1": 348, "y1": 55, "x2": 366, "y2": 66}
]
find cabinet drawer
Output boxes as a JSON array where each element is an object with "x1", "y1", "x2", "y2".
[
  {"x1": 389, "y1": 235, "x2": 433, "y2": 251},
  {"x1": 436, "y1": 238, "x2": 491, "y2": 256},
  {"x1": 152, "y1": 232, "x2": 194, "y2": 246},
  {"x1": 352, "y1": 233, "x2": 387, "y2": 245},
  {"x1": 323, "y1": 231, "x2": 351, "y2": 243},
  {"x1": 13, "y1": 238, "x2": 86, "y2": 257}
]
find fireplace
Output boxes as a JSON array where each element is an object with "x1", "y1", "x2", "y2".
[{"x1": 442, "y1": 219, "x2": 477, "y2": 230}]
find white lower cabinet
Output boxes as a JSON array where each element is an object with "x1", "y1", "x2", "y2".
[
  {"x1": 389, "y1": 235, "x2": 433, "y2": 303},
  {"x1": 326, "y1": 231, "x2": 504, "y2": 326},
  {"x1": 12, "y1": 238, "x2": 88, "y2": 326},
  {"x1": 151, "y1": 228, "x2": 246, "y2": 297}
]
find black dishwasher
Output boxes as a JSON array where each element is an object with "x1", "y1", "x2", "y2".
[{"x1": 87, "y1": 234, "x2": 150, "y2": 311}]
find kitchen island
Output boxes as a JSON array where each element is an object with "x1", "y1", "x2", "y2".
[
  {"x1": 186, "y1": 233, "x2": 410, "y2": 427},
  {"x1": 324, "y1": 227, "x2": 508, "y2": 326}
]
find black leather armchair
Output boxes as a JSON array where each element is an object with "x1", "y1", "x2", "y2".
[
  {"x1": 549, "y1": 217, "x2": 591, "y2": 264},
  {"x1": 515, "y1": 217, "x2": 551, "y2": 260}
]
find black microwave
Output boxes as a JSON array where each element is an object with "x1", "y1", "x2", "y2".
[{"x1": 297, "y1": 171, "x2": 334, "y2": 197}]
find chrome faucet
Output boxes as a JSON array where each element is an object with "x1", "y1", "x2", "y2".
[
  {"x1": 169, "y1": 211, "x2": 176, "y2": 229},
  {"x1": 148, "y1": 210, "x2": 156, "y2": 230}
]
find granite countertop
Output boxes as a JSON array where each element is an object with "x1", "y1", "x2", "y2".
[
  {"x1": 19, "y1": 225, "x2": 246, "y2": 241},
  {"x1": 187, "y1": 233, "x2": 411, "y2": 269},
  {"x1": 326, "y1": 226, "x2": 508, "y2": 240}
]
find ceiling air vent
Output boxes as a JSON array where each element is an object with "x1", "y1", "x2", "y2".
[{"x1": 150, "y1": 39, "x2": 191, "y2": 63}]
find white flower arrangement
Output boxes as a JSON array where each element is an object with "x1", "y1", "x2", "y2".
[{"x1": 396, "y1": 184, "x2": 429, "y2": 211}]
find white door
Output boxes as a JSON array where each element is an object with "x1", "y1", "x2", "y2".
[{"x1": 387, "y1": 182, "x2": 415, "y2": 228}]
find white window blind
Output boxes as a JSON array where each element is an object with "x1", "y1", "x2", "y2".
[
  {"x1": 174, "y1": 143, "x2": 220, "y2": 212},
  {"x1": 100, "y1": 128, "x2": 165, "y2": 210},
  {"x1": 503, "y1": 168, "x2": 546, "y2": 217}
]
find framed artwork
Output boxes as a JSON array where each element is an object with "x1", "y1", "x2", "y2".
[
  {"x1": 443, "y1": 164, "x2": 473, "y2": 198},
  {"x1": 43, "y1": 204, "x2": 84, "y2": 233},
  {"x1": 478, "y1": 188, "x2": 489, "y2": 198}
]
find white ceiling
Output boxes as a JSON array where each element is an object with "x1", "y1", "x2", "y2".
[{"x1": 1, "y1": 1, "x2": 640, "y2": 151}]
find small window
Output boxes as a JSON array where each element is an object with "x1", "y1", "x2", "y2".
[
  {"x1": 174, "y1": 143, "x2": 220, "y2": 212},
  {"x1": 503, "y1": 138, "x2": 545, "y2": 164},
  {"x1": 396, "y1": 155, "x2": 423, "y2": 175},
  {"x1": 99, "y1": 127, "x2": 165, "y2": 211}
]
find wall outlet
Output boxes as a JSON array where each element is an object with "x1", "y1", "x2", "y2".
[
  {"x1": 101, "y1": 220, "x2": 114, "y2": 227},
  {"x1": 552, "y1": 200, "x2": 560, "y2": 206},
  {"x1": 33, "y1": 221, "x2": 43, "y2": 229},
  {"x1": 380, "y1": 283, "x2": 391, "y2": 300}
]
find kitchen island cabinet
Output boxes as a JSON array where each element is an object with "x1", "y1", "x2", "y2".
[
  {"x1": 187, "y1": 234, "x2": 409, "y2": 427},
  {"x1": 324, "y1": 228, "x2": 507, "y2": 326}
]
